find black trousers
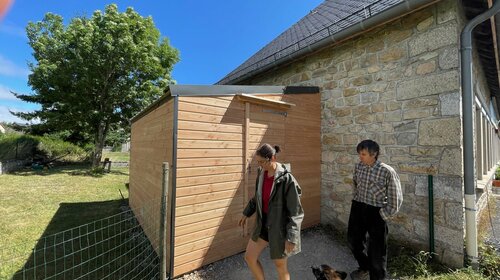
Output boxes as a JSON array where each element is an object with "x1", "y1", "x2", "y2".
[{"x1": 347, "y1": 200, "x2": 388, "y2": 280}]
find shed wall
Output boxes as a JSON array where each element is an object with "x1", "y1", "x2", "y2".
[
  {"x1": 174, "y1": 96, "x2": 246, "y2": 276},
  {"x1": 130, "y1": 98, "x2": 175, "y2": 266},
  {"x1": 173, "y1": 93, "x2": 320, "y2": 276}
]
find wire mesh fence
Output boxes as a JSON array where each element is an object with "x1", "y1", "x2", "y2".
[{"x1": 0, "y1": 198, "x2": 164, "y2": 280}]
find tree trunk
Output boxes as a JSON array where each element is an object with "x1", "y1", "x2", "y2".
[{"x1": 92, "y1": 123, "x2": 108, "y2": 168}]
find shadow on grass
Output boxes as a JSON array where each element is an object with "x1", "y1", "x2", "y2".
[
  {"x1": 9, "y1": 163, "x2": 128, "y2": 178},
  {"x1": 10, "y1": 198, "x2": 159, "y2": 280}
]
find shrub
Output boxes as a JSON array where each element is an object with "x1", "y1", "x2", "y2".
[
  {"x1": 0, "y1": 134, "x2": 38, "y2": 160},
  {"x1": 0, "y1": 134, "x2": 88, "y2": 162},
  {"x1": 35, "y1": 136, "x2": 87, "y2": 162}
]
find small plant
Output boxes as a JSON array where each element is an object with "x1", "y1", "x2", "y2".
[
  {"x1": 389, "y1": 248, "x2": 436, "y2": 278},
  {"x1": 495, "y1": 165, "x2": 500, "y2": 180},
  {"x1": 412, "y1": 251, "x2": 434, "y2": 277},
  {"x1": 89, "y1": 166, "x2": 105, "y2": 175},
  {"x1": 479, "y1": 242, "x2": 500, "y2": 278}
]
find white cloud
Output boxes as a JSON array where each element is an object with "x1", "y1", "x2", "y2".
[
  {"x1": 0, "y1": 105, "x2": 30, "y2": 123},
  {"x1": 0, "y1": 85, "x2": 18, "y2": 100},
  {"x1": 0, "y1": 55, "x2": 30, "y2": 77}
]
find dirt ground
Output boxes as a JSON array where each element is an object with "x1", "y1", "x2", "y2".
[{"x1": 174, "y1": 225, "x2": 358, "y2": 280}]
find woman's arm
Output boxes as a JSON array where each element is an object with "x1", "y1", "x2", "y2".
[{"x1": 242, "y1": 167, "x2": 261, "y2": 217}]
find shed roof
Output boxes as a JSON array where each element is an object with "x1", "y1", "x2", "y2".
[
  {"x1": 218, "y1": 0, "x2": 406, "y2": 85},
  {"x1": 131, "y1": 85, "x2": 319, "y2": 123}
]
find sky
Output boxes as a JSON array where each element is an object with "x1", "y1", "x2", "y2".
[{"x1": 0, "y1": 0, "x2": 323, "y2": 123}]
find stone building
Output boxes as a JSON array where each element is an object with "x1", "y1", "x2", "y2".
[{"x1": 219, "y1": 0, "x2": 500, "y2": 267}]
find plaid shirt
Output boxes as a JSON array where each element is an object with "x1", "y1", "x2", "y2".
[{"x1": 353, "y1": 160, "x2": 403, "y2": 221}]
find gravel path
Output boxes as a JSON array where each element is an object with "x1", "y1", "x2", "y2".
[{"x1": 174, "y1": 225, "x2": 358, "y2": 280}]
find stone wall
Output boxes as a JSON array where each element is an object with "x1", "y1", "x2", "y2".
[{"x1": 243, "y1": 0, "x2": 466, "y2": 267}]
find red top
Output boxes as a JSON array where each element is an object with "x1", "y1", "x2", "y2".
[{"x1": 262, "y1": 171, "x2": 274, "y2": 214}]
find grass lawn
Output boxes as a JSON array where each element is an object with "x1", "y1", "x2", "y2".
[
  {"x1": 102, "y1": 151, "x2": 130, "y2": 162},
  {"x1": 0, "y1": 164, "x2": 130, "y2": 279}
]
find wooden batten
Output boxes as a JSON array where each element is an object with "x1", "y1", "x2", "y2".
[{"x1": 235, "y1": 93, "x2": 295, "y2": 110}]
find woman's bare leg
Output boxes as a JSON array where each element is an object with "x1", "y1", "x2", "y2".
[
  {"x1": 273, "y1": 258, "x2": 289, "y2": 280},
  {"x1": 244, "y1": 238, "x2": 268, "y2": 280}
]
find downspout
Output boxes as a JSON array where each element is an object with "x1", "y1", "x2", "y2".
[
  {"x1": 461, "y1": 0, "x2": 500, "y2": 265},
  {"x1": 221, "y1": 0, "x2": 440, "y2": 85}
]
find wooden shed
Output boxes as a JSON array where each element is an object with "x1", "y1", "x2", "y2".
[{"x1": 129, "y1": 84, "x2": 321, "y2": 277}]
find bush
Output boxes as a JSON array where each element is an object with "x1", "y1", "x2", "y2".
[
  {"x1": 35, "y1": 136, "x2": 88, "y2": 162},
  {"x1": 0, "y1": 134, "x2": 38, "y2": 160},
  {"x1": 0, "y1": 133, "x2": 88, "y2": 162}
]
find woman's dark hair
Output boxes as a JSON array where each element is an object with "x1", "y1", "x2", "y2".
[
  {"x1": 256, "y1": 143, "x2": 281, "y2": 160},
  {"x1": 356, "y1": 139, "x2": 380, "y2": 159}
]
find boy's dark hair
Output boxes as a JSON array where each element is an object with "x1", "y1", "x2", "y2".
[
  {"x1": 356, "y1": 139, "x2": 380, "y2": 160},
  {"x1": 256, "y1": 143, "x2": 281, "y2": 160}
]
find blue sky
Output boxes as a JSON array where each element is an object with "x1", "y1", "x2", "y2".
[{"x1": 0, "y1": 0, "x2": 323, "y2": 123}]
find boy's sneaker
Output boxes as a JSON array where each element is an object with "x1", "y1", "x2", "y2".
[{"x1": 350, "y1": 269, "x2": 369, "y2": 280}]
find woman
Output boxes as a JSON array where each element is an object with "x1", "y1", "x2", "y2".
[{"x1": 238, "y1": 144, "x2": 304, "y2": 280}]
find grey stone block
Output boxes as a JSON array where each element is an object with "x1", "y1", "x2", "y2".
[
  {"x1": 418, "y1": 118, "x2": 461, "y2": 146},
  {"x1": 397, "y1": 71, "x2": 459, "y2": 100},
  {"x1": 409, "y1": 23, "x2": 458, "y2": 57}
]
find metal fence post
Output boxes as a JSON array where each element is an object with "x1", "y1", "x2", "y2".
[{"x1": 160, "y1": 162, "x2": 169, "y2": 280}]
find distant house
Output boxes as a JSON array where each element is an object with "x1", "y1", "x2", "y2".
[
  {"x1": 0, "y1": 123, "x2": 5, "y2": 134},
  {"x1": 219, "y1": 0, "x2": 500, "y2": 267}
]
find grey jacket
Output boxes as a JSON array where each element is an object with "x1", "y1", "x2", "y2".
[{"x1": 243, "y1": 163, "x2": 304, "y2": 259}]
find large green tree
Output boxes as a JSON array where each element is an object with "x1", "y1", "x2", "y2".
[{"x1": 14, "y1": 4, "x2": 179, "y2": 167}]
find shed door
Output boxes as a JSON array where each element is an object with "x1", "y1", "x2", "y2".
[{"x1": 239, "y1": 95, "x2": 294, "y2": 237}]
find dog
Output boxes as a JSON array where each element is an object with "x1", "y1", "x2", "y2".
[{"x1": 311, "y1": 264, "x2": 347, "y2": 280}]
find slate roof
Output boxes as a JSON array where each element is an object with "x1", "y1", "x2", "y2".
[{"x1": 218, "y1": 0, "x2": 404, "y2": 85}]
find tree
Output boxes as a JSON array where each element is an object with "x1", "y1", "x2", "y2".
[{"x1": 13, "y1": 4, "x2": 179, "y2": 167}]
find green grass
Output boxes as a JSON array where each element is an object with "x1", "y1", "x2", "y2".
[
  {"x1": 388, "y1": 250, "x2": 493, "y2": 279},
  {"x1": 387, "y1": 194, "x2": 500, "y2": 280},
  {"x1": 102, "y1": 151, "x2": 130, "y2": 162},
  {"x1": 0, "y1": 164, "x2": 130, "y2": 279}
]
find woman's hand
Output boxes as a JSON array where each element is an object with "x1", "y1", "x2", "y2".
[
  {"x1": 285, "y1": 240, "x2": 295, "y2": 253},
  {"x1": 238, "y1": 215, "x2": 247, "y2": 229}
]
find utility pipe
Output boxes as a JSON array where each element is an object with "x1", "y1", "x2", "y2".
[{"x1": 461, "y1": 0, "x2": 500, "y2": 265}]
